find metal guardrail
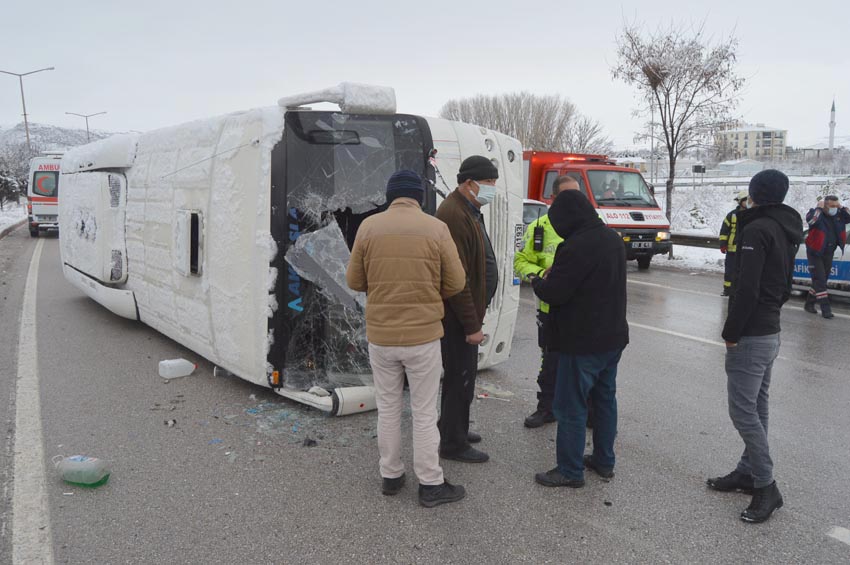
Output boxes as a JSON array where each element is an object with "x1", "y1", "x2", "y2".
[{"x1": 670, "y1": 233, "x2": 720, "y2": 249}]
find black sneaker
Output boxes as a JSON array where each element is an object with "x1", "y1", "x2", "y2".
[
  {"x1": 467, "y1": 431, "x2": 482, "y2": 444},
  {"x1": 583, "y1": 455, "x2": 614, "y2": 479},
  {"x1": 821, "y1": 302, "x2": 835, "y2": 319},
  {"x1": 381, "y1": 473, "x2": 405, "y2": 496},
  {"x1": 706, "y1": 470, "x2": 754, "y2": 494},
  {"x1": 524, "y1": 409, "x2": 556, "y2": 428},
  {"x1": 740, "y1": 481, "x2": 783, "y2": 523},
  {"x1": 534, "y1": 467, "x2": 585, "y2": 488},
  {"x1": 440, "y1": 446, "x2": 489, "y2": 463},
  {"x1": 804, "y1": 298, "x2": 817, "y2": 314},
  {"x1": 419, "y1": 481, "x2": 466, "y2": 508}
]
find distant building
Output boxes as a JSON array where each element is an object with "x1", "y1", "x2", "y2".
[
  {"x1": 717, "y1": 159, "x2": 765, "y2": 175},
  {"x1": 612, "y1": 156, "x2": 647, "y2": 173},
  {"x1": 716, "y1": 123, "x2": 787, "y2": 160}
]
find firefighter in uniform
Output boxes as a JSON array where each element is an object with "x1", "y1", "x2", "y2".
[
  {"x1": 719, "y1": 191, "x2": 749, "y2": 296},
  {"x1": 514, "y1": 175, "x2": 581, "y2": 428}
]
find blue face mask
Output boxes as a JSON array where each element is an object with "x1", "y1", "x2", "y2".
[
  {"x1": 474, "y1": 182, "x2": 497, "y2": 206},
  {"x1": 827, "y1": 207, "x2": 838, "y2": 216}
]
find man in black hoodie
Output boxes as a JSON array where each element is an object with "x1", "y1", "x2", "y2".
[
  {"x1": 707, "y1": 169, "x2": 803, "y2": 524},
  {"x1": 527, "y1": 190, "x2": 629, "y2": 488}
]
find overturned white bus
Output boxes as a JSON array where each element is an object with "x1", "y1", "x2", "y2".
[{"x1": 59, "y1": 83, "x2": 524, "y2": 415}]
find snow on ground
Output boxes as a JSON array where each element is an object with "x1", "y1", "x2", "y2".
[
  {"x1": 0, "y1": 202, "x2": 26, "y2": 234},
  {"x1": 654, "y1": 179, "x2": 850, "y2": 273}
]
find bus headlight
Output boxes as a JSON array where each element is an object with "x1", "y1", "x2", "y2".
[{"x1": 656, "y1": 231, "x2": 671, "y2": 241}]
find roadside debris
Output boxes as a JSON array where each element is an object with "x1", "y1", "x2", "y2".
[
  {"x1": 302, "y1": 437, "x2": 318, "y2": 447},
  {"x1": 158, "y1": 358, "x2": 197, "y2": 380},
  {"x1": 164, "y1": 419, "x2": 176, "y2": 428},
  {"x1": 476, "y1": 382, "x2": 514, "y2": 399},
  {"x1": 476, "y1": 393, "x2": 510, "y2": 402},
  {"x1": 53, "y1": 455, "x2": 110, "y2": 488}
]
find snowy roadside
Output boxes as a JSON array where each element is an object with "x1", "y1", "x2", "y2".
[
  {"x1": 0, "y1": 202, "x2": 26, "y2": 236},
  {"x1": 653, "y1": 246, "x2": 725, "y2": 274}
]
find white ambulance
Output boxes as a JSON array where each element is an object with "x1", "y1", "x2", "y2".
[
  {"x1": 27, "y1": 152, "x2": 63, "y2": 236},
  {"x1": 59, "y1": 83, "x2": 524, "y2": 415}
]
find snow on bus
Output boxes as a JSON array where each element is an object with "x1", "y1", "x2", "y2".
[{"x1": 58, "y1": 83, "x2": 524, "y2": 416}]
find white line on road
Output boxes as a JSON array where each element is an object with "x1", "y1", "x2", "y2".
[
  {"x1": 629, "y1": 321, "x2": 725, "y2": 348},
  {"x1": 628, "y1": 278, "x2": 850, "y2": 320},
  {"x1": 828, "y1": 526, "x2": 850, "y2": 546},
  {"x1": 628, "y1": 278, "x2": 720, "y2": 299},
  {"x1": 12, "y1": 238, "x2": 54, "y2": 565}
]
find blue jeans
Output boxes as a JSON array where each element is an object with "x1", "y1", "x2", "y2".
[
  {"x1": 726, "y1": 333, "x2": 781, "y2": 488},
  {"x1": 553, "y1": 349, "x2": 623, "y2": 480}
]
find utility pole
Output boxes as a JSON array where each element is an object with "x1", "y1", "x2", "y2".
[
  {"x1": 65, "y1": 111, "x2": 107, "y2": 142},
  {"x1": 0, "y1": 67, "x2": 55, "y2": 149}
]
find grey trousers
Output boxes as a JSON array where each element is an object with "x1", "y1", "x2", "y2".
[{"x1": 725, "y1": 333, "x2": 781, "y2": 488}]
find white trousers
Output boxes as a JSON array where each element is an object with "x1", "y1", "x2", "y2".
[{"x1": 368, "y1": 340, "x2": 444, "y2": 486}]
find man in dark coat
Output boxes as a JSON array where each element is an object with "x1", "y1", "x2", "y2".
[
  {"x1": 435, "y1": 155, "x2": 500, "y2": 464},
  {"x1": 708, "y1": 169, "x2": 804, "y2": 524},
  {"x1": 803, "y1": 195, "x2": 850, "y2": 319},
  {"x1": 527, "y1": 190, "x2": 629, "y2": 488}
]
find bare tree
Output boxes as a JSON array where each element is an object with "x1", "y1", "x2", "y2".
[
  {"x1": 612, "y1": 22, "x2": 744, "y2": 220},
  {"x1": 565, "y1": 115, "x2": 614, "y2": 154},
  {"x1": 0, "y1": 170, "x2": 20, "y2": 211},
  {"x1": 439, "y1": 92, "x2": 611, "y2": 153}
]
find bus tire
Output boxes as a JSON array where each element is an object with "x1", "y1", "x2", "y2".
[{"x1": 637, "y1": 256, "x2": 651, "y2": 270}]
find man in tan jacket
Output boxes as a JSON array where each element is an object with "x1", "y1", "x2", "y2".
[{"x1": 346, "y1": 169, "x2": 468, "y2": 508}]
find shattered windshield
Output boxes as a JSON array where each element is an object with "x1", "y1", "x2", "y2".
[
  {"x1": 269, "y1": 111, "x2": 430, "y2": 391},
  {"x1": 587, "y1": 170, "x2": 656, "y2": 207}
]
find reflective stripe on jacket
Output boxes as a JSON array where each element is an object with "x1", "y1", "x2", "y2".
[
  {"x1": 719, "y1": 208, "x2": 741, "y2": 252},
  {"x1": 514, "y1": 214, "x2": 562, "y2": 313}
]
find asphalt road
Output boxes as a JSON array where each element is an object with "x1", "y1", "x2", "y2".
[{"x1": 1, "y1": 226, "x2": 849, "y2": 564}]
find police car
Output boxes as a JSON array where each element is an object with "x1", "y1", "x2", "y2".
[{"x1": 792, "y1": 224, "x2": 850, "y2": 294}]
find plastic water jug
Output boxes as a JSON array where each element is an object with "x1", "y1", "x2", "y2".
[
  {"x1": 158, "y1": 358, "x2": 197, "y2": 379},
  {"x1": 53, "y1": 455, "x2": 110, "y2": 488}
]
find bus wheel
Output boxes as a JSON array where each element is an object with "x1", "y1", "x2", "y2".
[
  {"x1": 30, "y1": 229, "x2": 39, "y2": 238},
  {"x1": 637, "y1": 256, "x2": 651, "y2": 270}
]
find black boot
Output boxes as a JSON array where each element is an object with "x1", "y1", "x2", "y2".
[
  {"x1": 740, "y1": 481, "x2": 783, "y2": 523},
  {"x1": 804, "y1": 294, "x2": 817, "y2": 314},
  {"x1": 820, "y1": 300, "x2": 834, "y2": 319},
  {"x1": 706, "y1": 469, "x2": 754, "y2": 494},
  {"x1": 524, "y1": 409, "x2": 555, "y2": 428},
  {"x1": 419, "y1": 481, "x2": 466, "y2": 507}
]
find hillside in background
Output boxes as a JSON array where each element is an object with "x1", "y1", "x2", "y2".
[{"x1": 0, "y1": 122, "x2": 113, "y2": 151}]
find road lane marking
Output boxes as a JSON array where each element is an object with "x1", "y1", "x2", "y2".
[
  {"x1": 828, "y1": 527, "x2": 850, "y2": 546},
  {"x1": 628, "y1": 278, "x2": 720, "y2": 299},
  {"x1": 628, "y1": 278, "x2": 850, "y2": 320},
  {"x1": 629, "y1": 322, "x2": 725, "y2": 348},
  {"x1": 12, "y1": 238, "x2": 54, "y2": 565}
]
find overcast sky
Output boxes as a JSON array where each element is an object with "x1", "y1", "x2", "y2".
[{"x1": 2, "y1": 0, "x2": 847, "y2": 149}]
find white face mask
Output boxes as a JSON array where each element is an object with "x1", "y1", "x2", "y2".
[
  {"x1": 474, "y1": 181, "x2": 497, "y2": 206},
  {"x1": 827, "y1": 207, "x2": 838, "y2": 216},
  {"x1": 746, "y1": 199, "x2": 754, "y2": 209}
]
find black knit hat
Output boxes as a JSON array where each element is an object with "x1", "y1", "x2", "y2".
[
  {"x1": 457, "y1": 155, "x2": 499, "y2": 184},
  {"x1": 386, "y1": 169, "x2": 424, "y2": 204},
  {"x1": 748, "y1": 169, "x2": 789, "y2": 205}
]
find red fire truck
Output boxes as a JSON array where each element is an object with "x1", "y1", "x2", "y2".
[{"x1": 524, "y1": 150, "x2": 671, "y2": 269}]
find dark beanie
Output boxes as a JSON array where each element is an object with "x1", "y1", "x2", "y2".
[
  {"x1": 748, "y1": 169, "x2": 789, "y2": 205},
  {"x1": 457, "y1": 155, "x2": 499, "y2": 184},
  {"x1": 386, "y1": 169, "x2": 424, "y2": 204}
]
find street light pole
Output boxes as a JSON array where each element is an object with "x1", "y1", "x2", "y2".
[
  {"x1": 0, "y1": 67, "x2": 55, "y2": 150},
  {"x1": 65, "y1": 111, "x2": 107, "y2": 142}
]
